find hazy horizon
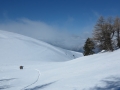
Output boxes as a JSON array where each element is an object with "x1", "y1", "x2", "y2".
[{"x1": 0, "y1": 0, "x2": 120, "y2": 51}]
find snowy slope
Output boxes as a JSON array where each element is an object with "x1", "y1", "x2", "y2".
[
  {"x1": 0, "y1": 30, "x2": 82, "y2": 64},
  {"x1": 0, "y1": 30, "x2": 120, "y2": 90},
  {"x1": 19, "y1": 50, "x2": 120, "y2": 90}
]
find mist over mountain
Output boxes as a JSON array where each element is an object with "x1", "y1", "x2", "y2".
[
  {"x1": 0, "y1": 19, "x2": 92, "y2": 52},
  {"x1": 45, "y1": 35, "x2": 84, "y2": 52}
]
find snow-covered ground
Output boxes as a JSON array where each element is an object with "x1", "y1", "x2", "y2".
[{"x1": 0, "y1": 30, "x2": 120, "y2": 90}]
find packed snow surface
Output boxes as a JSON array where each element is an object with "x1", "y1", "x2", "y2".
[{"x1": 0, "y1": 30, "x2": 120, "y2": 90}]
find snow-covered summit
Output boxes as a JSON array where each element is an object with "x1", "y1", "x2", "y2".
[{"x1": 0, "y1": 30, "x2": 82, "y2": 65}]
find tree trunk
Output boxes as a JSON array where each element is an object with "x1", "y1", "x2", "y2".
[{"x1": 117, "y1": 30, "x2": 120, "y2": 48}]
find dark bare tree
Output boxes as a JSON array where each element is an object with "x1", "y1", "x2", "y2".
[
  {"x1": 93, "y1": 16, "x2": 106, "y2": 50},
  {"x1": 114, "y1": 17, "x2": 120, "y2": 48},
  {"x1": 93, "y1": 16, "x2": 114, "y2": 51}
]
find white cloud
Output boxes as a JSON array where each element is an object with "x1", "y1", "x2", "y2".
[
  {"x1": 0, "y1": 18, "x2": 59, "y2": 40},
  {"x1": 0, "y1": 18, "x2": 92, "y2": 51}
]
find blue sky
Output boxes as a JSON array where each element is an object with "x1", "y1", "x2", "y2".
[
  {"x1": 1, "y1": 0, "x2": 120, "y2": 31},
  {"x1": 0, "y1": 0, "x2": 120, "y2": 50}
]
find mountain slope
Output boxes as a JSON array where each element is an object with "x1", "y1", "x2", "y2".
[
  {"x1": 0, "y1": 30, "x2": 120, "y2": 90},
  {"x1": 0, "y1": 30, "x2": 82, "y2": 65},
  {"x1": 1, "y1": 48, "x2": 120, "y2": 90}
]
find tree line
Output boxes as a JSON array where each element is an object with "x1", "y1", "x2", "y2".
[{"x1": 83, "y1": 16, "x2": 120, "y2": 56}]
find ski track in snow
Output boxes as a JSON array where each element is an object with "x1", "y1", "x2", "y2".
[{"x1": 21, "y1": 69, "x2": 41, "y2": 90}]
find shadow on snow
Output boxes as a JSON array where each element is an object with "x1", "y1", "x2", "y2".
[
  {"x1": 0, "y1": 85, "x2": 11, "y2": 89},
  {"x1": 0, "y1": 78, "x2": 16, "y2": 89},
  {"x1": 25, "y1": 81, "x2": 56, "y2": 90},
  {"x1": 88, "y1": 76, "x2": 120, "y2": 90},
  {"x1": 0, "y1": 78, "x2": 16, "y2": 82}
]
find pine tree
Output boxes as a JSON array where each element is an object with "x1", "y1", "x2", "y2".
[{"x1": 83, "y1": 38, "x2": 95, "y2": 56}]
